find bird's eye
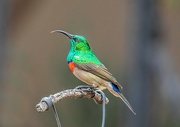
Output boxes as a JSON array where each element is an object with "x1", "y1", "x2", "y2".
[
  {"x1": 73, "y1": 38, "x2": 77, "y2": 42},
  {"x1": 77, "y1": 39, "x2": 81, "y2": 42},
  {"x1": 73, "y1": 38, "x2": 81, "y2": 43}
]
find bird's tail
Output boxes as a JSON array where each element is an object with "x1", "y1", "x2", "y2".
[{"x1": 117, "y1": 92, "x2": 136, "y2": 115}]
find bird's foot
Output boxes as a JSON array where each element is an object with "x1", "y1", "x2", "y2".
[{"x1": 75, "y1": 85, "x2": 95, "y2": 91}]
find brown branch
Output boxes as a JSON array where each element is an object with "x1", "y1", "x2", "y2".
[{"x1": 36, "y1": 87, "x2": 109, "y2": 112}]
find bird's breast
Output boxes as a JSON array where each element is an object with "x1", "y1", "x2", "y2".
[{"x1": 67, "y1": 60, "x2": 76, "y2": 72}]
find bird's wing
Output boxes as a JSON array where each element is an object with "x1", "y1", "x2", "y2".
[{"x1": 74, "y1": 62, "x2": 123, "y2": 89}]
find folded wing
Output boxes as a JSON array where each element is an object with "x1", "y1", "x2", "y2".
[{"x1": 74, "y1": 62, "x2": 123, "y2": 89}]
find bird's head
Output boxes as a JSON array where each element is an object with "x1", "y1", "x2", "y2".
[{"x1": 51, "y1": 30, "x2": 91, "y2": 52}]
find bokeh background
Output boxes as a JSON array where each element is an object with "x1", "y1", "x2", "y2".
[{"x1": 0, "y1": 0, "x2": 180, "y2": 127}]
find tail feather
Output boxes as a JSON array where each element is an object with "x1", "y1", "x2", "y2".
[{"x1": 118, "y1": 92, "x2": 136, "y2": 115}]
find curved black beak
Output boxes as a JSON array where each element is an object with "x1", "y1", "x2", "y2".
[{"x1": 51, "y1": 30, "x2": 73, "y2": 39}]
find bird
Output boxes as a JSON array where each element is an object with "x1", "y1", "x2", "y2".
[{"x1": 51, "y1": 30, "x2": 136, "y2": 115}]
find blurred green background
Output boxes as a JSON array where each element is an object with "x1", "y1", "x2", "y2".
[{"x1": 0, "y1": 0, "x2": 180, "y2": 127}]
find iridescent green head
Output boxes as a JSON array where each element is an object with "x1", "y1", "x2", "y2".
[{"x1": 51, "y1": 30, "x2": 91, "y2": 52}]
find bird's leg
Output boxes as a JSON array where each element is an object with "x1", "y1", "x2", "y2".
[
  {"x1": 75, "y1": 85, "x2": 95, "y2": 90},
  {"x1": 75, "y1": 85, "x2": 96, "y2": 98}
]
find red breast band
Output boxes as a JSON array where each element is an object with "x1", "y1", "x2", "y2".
[{"x1": 68, "y1": 62, "x2": 76, "y2": 72}]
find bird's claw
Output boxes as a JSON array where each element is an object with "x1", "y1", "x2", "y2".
[{"x1": 75, "y1": 85, "x2": 95, "y2": 91}]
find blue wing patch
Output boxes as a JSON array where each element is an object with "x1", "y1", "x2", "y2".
[{"x1": 110, "y1": 82, "x2": 120, "y2": 92}]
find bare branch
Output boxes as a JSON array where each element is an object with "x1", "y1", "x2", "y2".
[{"x1": 36, "y1": 87, "x2": 109, "y2": 112}]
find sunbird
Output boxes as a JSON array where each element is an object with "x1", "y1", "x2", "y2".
[{"x1": 51, "y1": 30, "x2": 136, "y2": 115}]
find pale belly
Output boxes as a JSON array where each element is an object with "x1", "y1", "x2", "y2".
[{"x1": 73, "y1": 67, "x2": 108, "y2": 90}]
